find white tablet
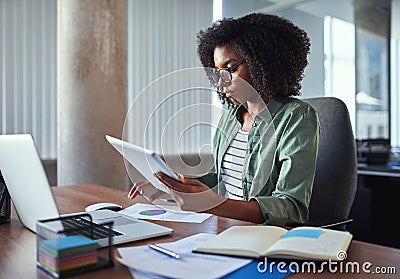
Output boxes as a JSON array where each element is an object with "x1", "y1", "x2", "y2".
[{"x1": 105, "y1": 135, "x2": 178, "y2": 193}]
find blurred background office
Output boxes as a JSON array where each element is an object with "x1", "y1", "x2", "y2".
[{"x1": 1, "y1": 0, "x2": 399, "y2": 247}]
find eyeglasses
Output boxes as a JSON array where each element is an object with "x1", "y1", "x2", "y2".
[{"x1": 211, "y1": 60, "x2": 245, "y2": 85}]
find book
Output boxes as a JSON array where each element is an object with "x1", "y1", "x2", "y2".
[{"x1": 193, "y1": 225, "x2": 353, "y2": 261}]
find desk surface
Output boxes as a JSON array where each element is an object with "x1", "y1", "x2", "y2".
[
  {"x1": 1, "y1": 184, "x2": 399, "y2": 279},
  {"x1": 358, "y1": 164, "x2": 400, "y2": 178}
]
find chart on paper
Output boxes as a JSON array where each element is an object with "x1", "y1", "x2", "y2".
[{"x1": 120, "y1": 203, "x2": 212, "y2": 223}]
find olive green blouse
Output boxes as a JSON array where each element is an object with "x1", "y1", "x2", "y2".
[{"x1": 202, "y1": 97, "x2": 320, "y2": 226}]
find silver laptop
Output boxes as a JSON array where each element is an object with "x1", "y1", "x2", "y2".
[{"x1": 0, "y1": 134, "x2": 172, "y2": 246}]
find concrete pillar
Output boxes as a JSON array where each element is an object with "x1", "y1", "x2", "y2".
[{"x1": 57, "y1": 0, "x2": 129, "y2": 190}]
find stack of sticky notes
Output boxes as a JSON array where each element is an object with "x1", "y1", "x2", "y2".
[{"x1": 38, "y1": 235, "x2": 98, "y2": 273}]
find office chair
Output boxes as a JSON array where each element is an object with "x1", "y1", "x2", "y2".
[{"x1": 303, "y1": 97, "x2": 357, "y2": 231}]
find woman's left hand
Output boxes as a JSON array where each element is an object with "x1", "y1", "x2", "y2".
[{"x1": 154, "y1": 171, "x2": 227, "y2": 212}]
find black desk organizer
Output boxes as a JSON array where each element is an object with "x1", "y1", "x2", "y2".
[
  {"x1": 0, "y1": 171, "x2": 11, "y2": 224},
  {"x1": 36, "y1": 213, "x2": 114, "y2": 278}
]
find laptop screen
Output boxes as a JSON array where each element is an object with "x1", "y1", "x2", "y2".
[{"x1": 0, "y1": 134, "x2": 60, "y2": 232}]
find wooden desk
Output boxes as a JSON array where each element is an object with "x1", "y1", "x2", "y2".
[
  {"x1": 0, "y1": 184, "x2": 399, "y2": 279},
  {"x1": 358, "y1": 164, "x2": 400, "y2": 178}
]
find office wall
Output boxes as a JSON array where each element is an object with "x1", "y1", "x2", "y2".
[
  {"x1": 127, "y1": 0, "x2": 214, "y2": 156},
  {"x1": 1, "y1": 0, "x2": 214, "y2": 187},
  {"x1": 0, "y1": 0, "x2": 57, "y2": 159}
]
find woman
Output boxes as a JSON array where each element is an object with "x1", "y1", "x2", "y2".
[{"x1": 129, "y1": 13, "x2": 319, "y2": 227}]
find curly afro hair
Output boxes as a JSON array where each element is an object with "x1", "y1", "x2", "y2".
[{"x1": 197, "y1": 13, "x2": 310, "y2": 104}]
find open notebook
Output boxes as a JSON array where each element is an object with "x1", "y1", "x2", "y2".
[{"x1": 193, "y1": 225, "x2": 352, "y2": 260}]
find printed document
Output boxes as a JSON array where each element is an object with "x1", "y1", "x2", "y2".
[
  {"x1": 120, "y1": 203, "x2": 212, "y2": 223},
  {"x1": 117, "y1": 233, "x2": 251, "y2": 279}
]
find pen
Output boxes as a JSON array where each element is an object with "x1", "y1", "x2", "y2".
[
  {"x1": 158, "y1": 198, "x2": 176, "y2": 203},
  {"x1": 147, "y1": 243, "x2": 181, "y2": 259},
  {"x1": 320, "y1": 219, "x2": 354, "y2": 228}
]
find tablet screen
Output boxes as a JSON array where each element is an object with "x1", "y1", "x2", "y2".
[{"x1": 106, "y1": 135, "x2": 178, "y2": 193}]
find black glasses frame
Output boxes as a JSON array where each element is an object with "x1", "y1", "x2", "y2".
[{"x1": 211, "y1": 60, "x2": 245, "y2": 85}]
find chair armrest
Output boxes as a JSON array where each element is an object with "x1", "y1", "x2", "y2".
[{"x1": 305, "y1": 218, "x2": 354, "y2": 231}]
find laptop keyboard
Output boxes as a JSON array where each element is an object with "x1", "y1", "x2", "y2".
[{"x1": 61, "y1": 215, "x2": 123, "y2": 240}]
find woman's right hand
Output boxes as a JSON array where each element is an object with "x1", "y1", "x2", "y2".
[{"x1": 127, "y1": 180, "x2": 166, "y2": 202}]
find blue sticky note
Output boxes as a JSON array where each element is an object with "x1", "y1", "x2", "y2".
[
  {"x1": 41, "y1": 235, "x2": 98, "y2": 252},
  {"x1": 282, "y1": 229, "x2": 322, "y2": 239},
  {"x1": 223, "y1": 260, "x2": 293, "y2": 279}
]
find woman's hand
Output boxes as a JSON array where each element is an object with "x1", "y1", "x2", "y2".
[
  {"x1": 154, "y1": 171, "x2": 227, "y2": 212},
  {"x1": 130, "y1": 172, "x2": 264, "y2": 223},
  {"x1": 127, "y1": 179, "x2": 166, "y2": 202}
]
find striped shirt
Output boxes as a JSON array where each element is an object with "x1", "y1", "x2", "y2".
[{"x1": 221, "y1": 129, "x2": 249, "y2": 200}]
